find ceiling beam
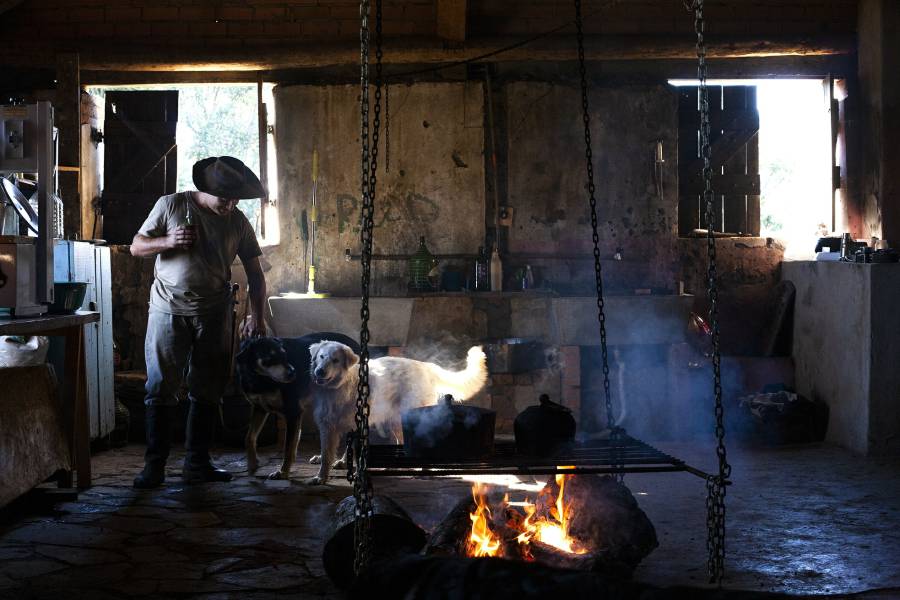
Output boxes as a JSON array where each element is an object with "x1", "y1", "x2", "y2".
[
  {"x1": 0, "y1": 34, "x2": 855, "y2": 73},
  {"x1": 0, "y1": 0, "x2": 24, "y2": 16},
  {"x1": 436, "y1": 0, "x2": 467, "y2": 43}
]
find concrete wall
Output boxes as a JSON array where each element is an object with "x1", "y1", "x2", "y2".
[
  {"x1": 679, "y1": 237, "x2": 785, "y2": 356},
  {"x1": 867, "y1": 265, "x2": 900, "y2": 455},
  {"x1": 504, "y1": 82, "x2": 678, "y2": 294},
  {"x1": 267, "y1": 81, "x2": 485, "y2": 297},
  {"x1": 784, "y1": 261, "x2": 900, "y2": 456}
]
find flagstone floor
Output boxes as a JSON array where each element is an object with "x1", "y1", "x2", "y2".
[{"x1": 1, "y1": 440, "x2": 898, "y2": 599}]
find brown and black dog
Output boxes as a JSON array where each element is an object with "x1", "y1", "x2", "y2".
[{"x1": 235, "y1": 332, "x2": 360, "y2": 481}]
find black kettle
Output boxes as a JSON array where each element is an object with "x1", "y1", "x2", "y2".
[{"x1": 514, "y1": 394, "x2": 576, "y2": 456}]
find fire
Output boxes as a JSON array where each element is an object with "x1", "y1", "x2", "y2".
[
  {"x1": 467, "y1": 483, "x2": 502, "y2": 557},
  {"x1": 465, "y1": 470, "x2": 587, "y2": 559},
  {"x1": 515, "y1": 473, "x2": 587, "y2": 555}
]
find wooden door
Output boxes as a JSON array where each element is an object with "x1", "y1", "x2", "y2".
[
  {"x1": 678, "y1": 85, "x2": 760, "y2": 236},
  {"x1": 101, "y1": 91, "x2": 177, "y2": 244}
]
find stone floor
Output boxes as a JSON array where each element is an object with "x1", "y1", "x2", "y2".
[{"x1": 0, "y1": 440, "x2": 899, "y2": 599}]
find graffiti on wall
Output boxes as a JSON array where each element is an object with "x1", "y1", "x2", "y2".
[{"x1": 335, "y1": 191, "x2": 441, "y2": 234}]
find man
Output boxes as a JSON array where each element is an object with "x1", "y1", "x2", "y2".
[{"x1": 131, "y1": 156, "x2": 268, "y2": 489}]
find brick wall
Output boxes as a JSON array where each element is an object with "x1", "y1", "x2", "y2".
[
  {"x1": 468, "y1": 0, "x2": 858, "y2": 37},
  {"x1": 5, "y1": 1, "x2": 856, "y2": 50},
  {"x1": 11, "y1": 0, "x2": 436, "y2": 45}
]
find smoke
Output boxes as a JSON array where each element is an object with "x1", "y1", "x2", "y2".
[
  {"x1": 405, "y1": 401, "x2": 454, "y2": 449},
  {"x1": 403, "y1": 331, "x2": 479, "y2": 371},
  {"x1": 404, "y1": 388, "x2": 486, "y2": 449},
  {"x1": 579, "y1": 303, "x2": 722, "y2": 442}
]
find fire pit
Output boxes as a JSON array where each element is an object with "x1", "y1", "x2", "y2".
[{"x1": 424, "y1": 474, "x2": 658, "y2": 578}]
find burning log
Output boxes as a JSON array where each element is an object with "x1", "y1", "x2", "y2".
[
  {"x1": 423, "y1": 475, "x2": 657, "y2": 578},
  {"x1": 527, "y1": 538, "x2": 604, "y2": 572},
  {"x1": 322, "y1": 495, "x2": 427, "y2": 589},
  {"x1": 538, "y1": 475, "x2": 659, "y2": 575},
  {"x1": 422, "y1": 495, "x2": 473, "y2": 557}
]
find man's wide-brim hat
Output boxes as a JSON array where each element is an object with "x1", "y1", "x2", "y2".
[{"x1": 192, "y1": 156, "x2": 266, "y2": 200}]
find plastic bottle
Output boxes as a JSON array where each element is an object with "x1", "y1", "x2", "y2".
[{"x1": 490, "y1": 246, "x2": 502, "y2": 292}]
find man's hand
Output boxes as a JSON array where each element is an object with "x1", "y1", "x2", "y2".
[
  {"x1": 167, "y1": 225, "x2": 197, "y2": 250},
  {"x1": 241, "y1": 314, "x2": 267, "y2": 339}
]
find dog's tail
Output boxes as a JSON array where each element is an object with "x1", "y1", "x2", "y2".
[{"x1": 431, "y1": 346, "x2": 488, "y2": 401}]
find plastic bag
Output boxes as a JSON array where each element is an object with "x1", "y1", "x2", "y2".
[{"x1": 0, "y1": 335, "x2": 50, "y2": 367}]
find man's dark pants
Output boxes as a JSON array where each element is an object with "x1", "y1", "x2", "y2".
[{"x1": 135, "y1": 305, "x2": 233, "y2": 487}]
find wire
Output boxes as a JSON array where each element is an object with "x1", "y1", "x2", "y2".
[{"x1": 382, "y1": 0, "x2": 623, "y2": 81}]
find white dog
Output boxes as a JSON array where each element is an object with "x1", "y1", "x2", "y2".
[{"x1": 305, "y1": 341, "x2": 488, "y2": 484}]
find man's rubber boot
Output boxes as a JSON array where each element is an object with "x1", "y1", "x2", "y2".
[
  {"x1": 133, "y1": 405, "x2": 172, "y2": 489},
  {"x1": 183, "y1": 401, "x2": 232, "y2": 483}
]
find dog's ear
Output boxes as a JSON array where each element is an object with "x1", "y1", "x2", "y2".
[
  {"x1": 343, "y1": 345, "x2": 360, "y2": 369},
  {"x1": 309, "y1": 341, "x2": 324, "y2": 361}
]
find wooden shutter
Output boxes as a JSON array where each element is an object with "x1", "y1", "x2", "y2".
[
  {"x1": 678, "y1": 85, "x2": 760, "y2": 236},
  {"x1": 101, "y1": 91, "x2": 178, "y2": 244}
]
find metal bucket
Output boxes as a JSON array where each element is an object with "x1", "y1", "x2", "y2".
[{"x1": 322, "y1": 495, "x2": 426, "y2": 589}]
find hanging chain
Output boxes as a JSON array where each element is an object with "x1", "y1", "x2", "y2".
[
  {"x1": 384, "y1": 85, "x2": 390, "y2": 172},
  {"x1": 689, "y1": 0, "x2": 730, "y2": 585},
  {"x1": 352, "y1": 0, "x2": 383, "y2": 576},
  {"x1": 573, "y1": 0, "x2": 621, "y2": 481}
]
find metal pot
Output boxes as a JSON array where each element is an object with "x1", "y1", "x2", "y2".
[
  {"x1": 402, "y1": 394, "x2": 495, "y2": 460},
  {"x1": 514, "y1": 394, "x2": 576, "y2": 456}
]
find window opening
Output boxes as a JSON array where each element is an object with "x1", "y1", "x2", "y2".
[
  {"x1": 87, "y1": 83, "x2": 278, "y2": 245},
  {"x1": 671, "y1": 79, "x2": 832, "y2": 258}
]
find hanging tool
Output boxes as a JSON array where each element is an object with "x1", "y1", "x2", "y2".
[{"x1": 305, "y1": 149, "x2": 329, "y2": 298}]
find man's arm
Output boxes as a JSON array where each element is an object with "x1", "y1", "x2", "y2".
[
  {"x1": 241, "y1": 256, "x2": 268, "y2": 338},
  {"x1": 130, "y1": 227, "x2": 196, "y2": 257}
]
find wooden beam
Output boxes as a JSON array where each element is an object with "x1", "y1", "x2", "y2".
[
  {"x1": 55, "y1": 53, "x2": 81, "y2": 239},
  {"x1": 3, "y1": 34, "x2": 856, "y2": 73},
  {"x1": 436, "y1": 0, "x2": 467, "y2": 43},
  {"x1": 79, "y1": 54, "x2": 856, "y2": 86},
  {"x1": 0, "y1": 0, "x2": 24, "y2": 16}
]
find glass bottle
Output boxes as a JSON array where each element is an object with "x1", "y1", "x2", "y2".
[
  {"x1": 490, "y1": 246, "x2": 502, "y2": 292},
  {"x1": 409, "y1": 236, "x2": 435, "y2": 292},
  {"x1": 474, "y1": 246, "x2": 489, "y2": 291}
]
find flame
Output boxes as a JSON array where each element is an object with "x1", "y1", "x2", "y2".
[
  {"x1": 467, "y1": 483, "x2": 502, "y2": 557},
  {"x1": 465, "y1": 468, "x2": 587, "y2": 559},
  {"x1": 514, "y1": 472, "x2": 587, "y2": 555}
]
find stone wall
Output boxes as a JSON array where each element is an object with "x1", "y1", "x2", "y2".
[{"x1": 109, "y1": 245, "x2": 154, "y2": 372}]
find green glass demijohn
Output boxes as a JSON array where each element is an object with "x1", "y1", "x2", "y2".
[{"x1": 408, "y1": 236, "x2": 437, "y2": 292}]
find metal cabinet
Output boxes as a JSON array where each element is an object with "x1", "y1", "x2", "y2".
[{"x1": 53, "y1": 240, "x2": 115, "y2": 439}]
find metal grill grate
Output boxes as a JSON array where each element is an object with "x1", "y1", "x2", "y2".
[{"x1": 367, "y1": 434, "x2": 715, "y2": 479}]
